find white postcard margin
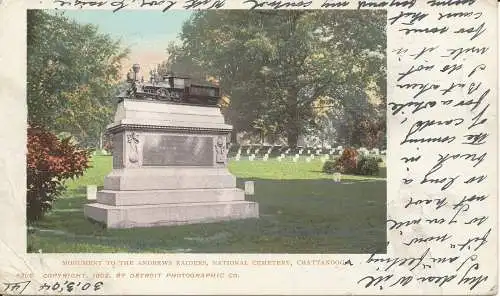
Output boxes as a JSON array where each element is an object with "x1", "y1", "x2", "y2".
[{"x1": 0, "y1": 0, "x2": 497, "y2": 295}]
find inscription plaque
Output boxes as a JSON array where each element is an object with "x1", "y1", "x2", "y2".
[{"x1": 142, "y1": 134, "x2": 214, "y2": 166}]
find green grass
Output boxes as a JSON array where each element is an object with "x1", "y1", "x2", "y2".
[{"x1": 28, "y1": 156, "x2": 386, "y2": 254}]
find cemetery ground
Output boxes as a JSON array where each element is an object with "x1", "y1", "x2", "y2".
[{"x1": 27, "y1": 155, "x2": 387, "y2": 254}]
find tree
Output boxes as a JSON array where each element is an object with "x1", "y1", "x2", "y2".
[
  {"x1": 27, "y1": 10, "x2": 128, "y2": 147},
  {"x1": 166, "y1": 10, "x2": 386, "y2": 147}
]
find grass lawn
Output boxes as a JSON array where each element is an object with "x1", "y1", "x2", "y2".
[{"x1": 27, "y1": 155, "x2": 387, "y2": 254}]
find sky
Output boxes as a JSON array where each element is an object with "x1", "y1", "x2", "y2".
[{"x1": 59, "y1": 10, "x2": 193, "y2": 76}]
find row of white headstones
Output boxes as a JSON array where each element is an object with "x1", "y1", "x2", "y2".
[{"x1": 233, "y1": 146, "x2": 386, "y2": 162}]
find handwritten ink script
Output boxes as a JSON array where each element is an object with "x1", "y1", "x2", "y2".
[
  {"x1": 38, "y1": 281, "x2": 104, "y2": 293},
  {"x1": 50, "y1": 0, "x2": 356, "y2": 10},
  {"x1": 2, "y1": 281, "x2": 31, "y2": 295},
  {"x1": 49, "y1": 0, "x2": 357, "y2": 11},
  {"x1": 52, "y1": 0, "x2": 228, "y2": 12},
  {"x1": 357, "y1": 0, "x2": 496, "y2": 293},
  {"x1": 2, "y1": 280, "x2": 104, "y2": 295}
]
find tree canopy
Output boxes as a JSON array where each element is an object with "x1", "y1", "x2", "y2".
[
  {"x1": 164, "y1": 10, "x2": 386, "y2": 147},
  {"x1": 27, "y1": 10, "x2": 128, "y2": 147}
]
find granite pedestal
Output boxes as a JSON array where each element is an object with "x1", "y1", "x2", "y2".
[{"x1": 84, "y1": 99, "x2": 259, "y2": 228}]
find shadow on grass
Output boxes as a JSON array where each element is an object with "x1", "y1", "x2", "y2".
[{"x1": 29, "y1": 177, "x2": 386, "y2": 254}]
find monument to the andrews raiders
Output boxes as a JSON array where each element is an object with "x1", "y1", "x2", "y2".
[{"x1": 84, "y1": 64, "x2": 259, "y2": 228}]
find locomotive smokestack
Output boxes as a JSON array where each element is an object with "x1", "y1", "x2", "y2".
[
  {"x1": 132, "y1": 63, "x2": 141, "y2": 80},
  {"x1": 132, "y1": 63, "x2": 140, "y2": 73}
]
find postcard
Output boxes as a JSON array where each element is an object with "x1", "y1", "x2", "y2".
[{"x1": 0, "y1": 0, "x2": 497, "y2": 294}]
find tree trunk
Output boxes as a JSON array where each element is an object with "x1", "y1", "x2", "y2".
[
  {"x1": 230, "y1": 129, "x2": 237, "y2": 144},
  {"x1": 99, "y1": 131, "x2": 103, "y2": 150},
  {"x1": 286, "y1": 89, "x2": 299, "y2": 147},
  {"x1": 287, "y1": 130, "x2": 298, "y2": 147}
]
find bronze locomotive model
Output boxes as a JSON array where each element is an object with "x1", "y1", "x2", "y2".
[{"x1": 119, "y1": 63, "x2": 221, "y2": 107}]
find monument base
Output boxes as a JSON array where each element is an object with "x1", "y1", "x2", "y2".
[
  {"x1": 83, "y1": 100, "x2": 260, "y2": 228},
  {"x1": 84, "y1": 200, "x2": 259, "y2": 229}
]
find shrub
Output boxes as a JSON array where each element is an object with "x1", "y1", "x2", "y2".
[
  {"x1": 322, "y1": 160, "x2": 337, "y2": 174},
  {"x1": 27, "y1": 125, "x2": 90, "y2": 223},
  {"x1": 356, "y1": 156, "x2": 380, "y2": 176},
  {"x1": 322, "y1": 148, "x2": 359, "y2": 175},
  {"x1": 335, "y1": 147, "x2": 358, "y2": 174}
]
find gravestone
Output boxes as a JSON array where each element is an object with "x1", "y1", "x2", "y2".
[
  {"x1": 86, "y1": 185, "x2": 97, "y2": 200},
  {"x1": 244, "y1": 181, "x2": 255, "y2": 195},
  {"x1": 84, "y1": 65, "x2": 259, "y2": 228},
  {"x1": 358, "y1": 147, "x2": 369, "y2": 156},
  {"x1": 333, "y1": 172, "x2": 342, "y2": 183}
]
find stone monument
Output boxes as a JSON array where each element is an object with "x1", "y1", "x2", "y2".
[{"x1": 84, "y1": 64, "x2": 259, "y2": 228}]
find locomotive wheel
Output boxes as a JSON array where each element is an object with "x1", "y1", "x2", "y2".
[
  {"x1": 156, "y1": 88, "x2": 170, "y2": 100},
  {"x1": 172, "y1": 91, "x2": 182, "y2": 102}
]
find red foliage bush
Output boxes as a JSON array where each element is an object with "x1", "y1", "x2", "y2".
[
  {"x1": 27, "y1": 125, "x2": 90, "y2": 223},
  {"x1": 334, "y1": 147, "x2": 358, "y2": 174}
]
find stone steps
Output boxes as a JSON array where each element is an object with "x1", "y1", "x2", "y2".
[
  {"x1": 97, "y1": 188, "x2": 245, "y2": 206},
  {"x1": 104, "y1": 167, "x2": 237, "y2": 191},
  {"x1": 84, "y1": 201, "x2": 259, "y2": 229}
]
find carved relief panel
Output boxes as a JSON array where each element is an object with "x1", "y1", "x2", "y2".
[
  {"x1": 125, "y1": 131, "x2": 143, "y2": 168},
  {"x1": 215, "y1": 135, "x2": 229, "y2": 166}
]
